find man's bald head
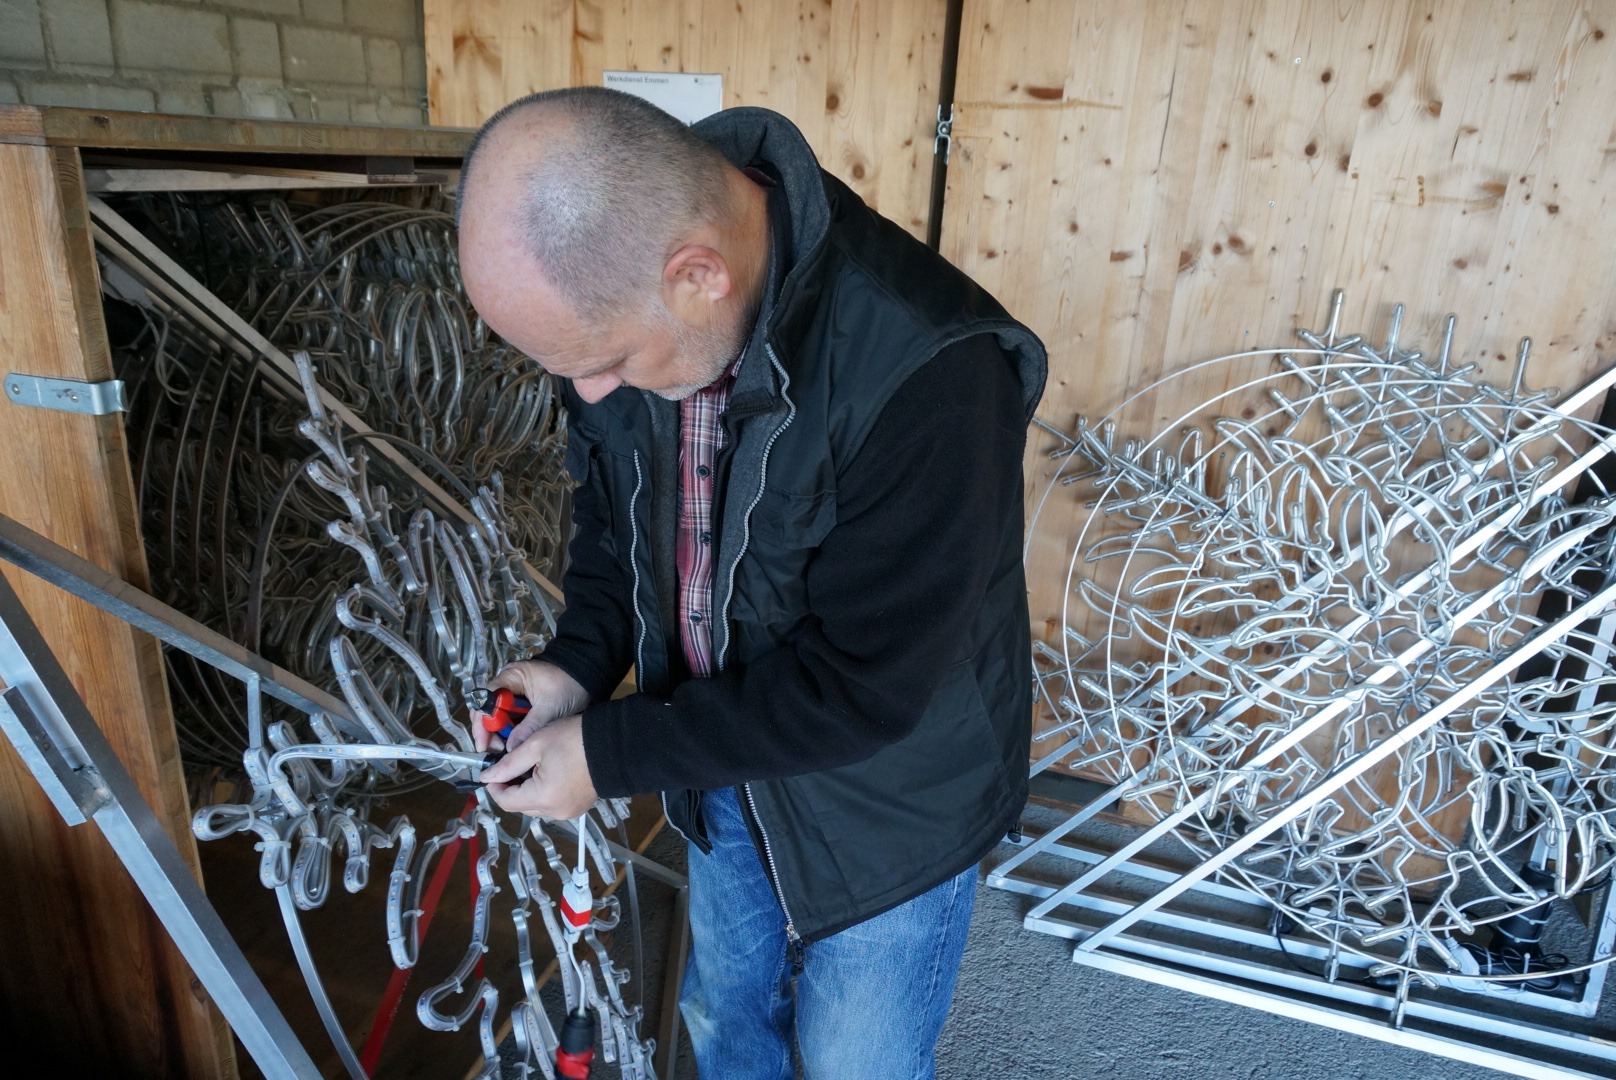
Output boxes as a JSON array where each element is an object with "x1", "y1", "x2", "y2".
[{"x1": 457, "y1": 87, "x2": 735, "y2": 321}]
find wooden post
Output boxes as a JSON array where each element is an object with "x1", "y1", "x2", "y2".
[{"x1": 0, "y1": 141, "x2": 235, "y2": 1078}]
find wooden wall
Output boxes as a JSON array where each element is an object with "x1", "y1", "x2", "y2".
[
  {"x1": 941, "y1": 0, "x2": 1616, "y2": 661},
  {"x1": 423, "y1": 0, "x2": 948, "y2": 240}
]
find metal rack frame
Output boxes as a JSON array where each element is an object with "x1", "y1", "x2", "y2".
[{"x1": 994, "y1": 602, "x2": 1616, "y2": 1080}]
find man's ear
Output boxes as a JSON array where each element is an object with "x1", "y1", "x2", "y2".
[{"x1": 663, "y1": 245, "x2": 733, "y2": 321}]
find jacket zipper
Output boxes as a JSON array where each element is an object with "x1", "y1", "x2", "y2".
[
  {"x1": 626, "y1": 450, "x2": 648, "y2": 681},
  {"x1": 744, "y1": 782, "x2": 805, "y2": 972},
  {"x1": 719, "y1": 343, "x2": 803, "y2": 969},
  {"x1": 716, "y1": 344, "x2": 796, "y2": 668},
  {"x1": 627, "y1": 450, "x2": 691, "y2": 844}
]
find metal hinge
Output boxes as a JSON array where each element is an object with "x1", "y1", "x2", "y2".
[
  {"x1": 5, "y1": 373, "x2": 126, "y2": 416},
  {"x1": 934, "y1": 104, "x2": 954, "y2": 163}
]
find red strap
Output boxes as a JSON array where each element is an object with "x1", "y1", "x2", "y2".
[{"x1": 359, "y1": 795, "x2": 478, "y2": 1074}]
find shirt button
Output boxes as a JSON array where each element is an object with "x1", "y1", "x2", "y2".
[
  {"x1": 696, "y1": 465, "x2": 711, "y2": 478},
  {"x1": 699, "y1": 531, "x2": 711, "y2": 545},
  {"x1": 689, "y1": 612, "x2": 704, "y2": 624}
]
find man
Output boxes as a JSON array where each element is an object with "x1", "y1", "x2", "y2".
[{"x1": 459, "y1": 87, "x2": 1046, "y2": 1077}]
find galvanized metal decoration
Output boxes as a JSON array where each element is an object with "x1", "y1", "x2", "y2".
[
  {"x1": 92, "y1": 195, "x2": 657, "y2": 1078},
  {"x1": 1002, "y1": 292, "x2": 1616, "y2": 1077},
  {"x1": 192, "y1": 354, "x2": 654, "y2": 1080},
  {"x1": 104, "y1": 195, "x2": 568, "y2": 776}
]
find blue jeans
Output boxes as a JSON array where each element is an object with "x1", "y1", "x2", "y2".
[{"x1": 680, "y1": 786, "x2": 976, "y2": 1079}]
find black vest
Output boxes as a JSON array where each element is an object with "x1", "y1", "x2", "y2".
[{"x1": 563, "y1": 109, "x2": 1047, "y2": 940}]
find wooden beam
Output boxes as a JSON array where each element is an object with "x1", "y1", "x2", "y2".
[
  {"x1": 0, "y1": 142, "x2": 236, "y2": 1078},
  {"x1": 0, "y1": 104, "x2": 473, "y2": 158},
  {"x1": 85, "y1": 166, "x2": 461, "y2": 193}
]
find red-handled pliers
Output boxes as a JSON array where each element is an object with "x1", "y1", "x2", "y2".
[{"x1": 478, "y1": 687, "x2": 531, "y2": 741}]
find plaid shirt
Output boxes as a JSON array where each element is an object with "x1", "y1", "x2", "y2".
[{"x1": 677, "y1": 356, "x2": 744, "y2": 677}]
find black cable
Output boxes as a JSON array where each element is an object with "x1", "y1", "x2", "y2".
[
  {"x1": 1575, "y1": 868, "x2": 1612, "y2": 897},
  {"x1": 1272, "y1": 919, "x2": 1329, "y2": 980},
  {"x1": 1459, "y1": 941, "x2": 1570, "y2": 994},
  {"x1": 1271, "y1": 897, "x2": 1582, "y2": 997},
  {"x1": 1268, "y1": 904, "x2": 1405, "y2": 989}
]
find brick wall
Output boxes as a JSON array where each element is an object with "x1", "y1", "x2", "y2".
[{"x1": 0, "y1": 0, "x2": 427, "y2": 125}]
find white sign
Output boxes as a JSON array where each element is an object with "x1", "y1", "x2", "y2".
[{"x1": 602, "y1": 71, "x2": 723, "y2": 125}]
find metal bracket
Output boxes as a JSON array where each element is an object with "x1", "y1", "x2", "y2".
[
  {"x1": 934, "y1": 103, "x2": 955, "y2": 163},
  {"x1": 5, "y1": 373, "x2": 126, "y2": 415},
  {"x1": 0, "y1": 685, "x2": 109, "y2": 823}
]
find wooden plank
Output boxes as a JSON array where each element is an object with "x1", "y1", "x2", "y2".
[
  {"x1": 0, "y1": 104, "x2": 46, "y2": 142},
  {"x1": 945, "y1": 0, "x2": 1616, "y2": 840},
  {"x1": 85, "y1": 167, "x2": 461, "y2": 193},
  {"x1": 424, "y1": 0, "x2": 948, "y2": 240},
  {"x1": 0, "y1": 143, "x2": 235, "y2": 1078},
  {"x1": 0, "y1": 103, "x2": 473, "y2": 158}
]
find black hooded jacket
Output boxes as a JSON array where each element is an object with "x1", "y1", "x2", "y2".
[{"x1": 540, "y1": 107, "x2": 1048, "y2": 945}]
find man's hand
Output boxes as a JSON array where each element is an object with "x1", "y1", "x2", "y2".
[
  {"x1": 479, "y1": 715, "x2": 598, "y2": 819},
  {"x1": 472, "y1": 659, "x2": 590, "y2": 752}
]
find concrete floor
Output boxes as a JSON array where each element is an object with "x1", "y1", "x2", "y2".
[
  {"x1": 596, "y1": 822, "x2": 1525, "y2": 1080},
  {"x1": 940, "y1": 881, "x2": 1509, "y2": 1080}
]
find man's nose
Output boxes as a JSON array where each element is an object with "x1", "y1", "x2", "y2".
[{"x1": 573, "y1": 372, "x2": 622, "y2": 403}]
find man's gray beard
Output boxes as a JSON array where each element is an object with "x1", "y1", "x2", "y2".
[
  {"x1": 653, "y1": 382, "x2": 712, "y2": 401},
  {"x1": 654, "y1": 309, "x2": 746, "y2": 400}
]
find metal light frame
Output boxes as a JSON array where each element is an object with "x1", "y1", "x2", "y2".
[{"x1": 997, "y1": 294, "x2": 1616, "y2": 1079}]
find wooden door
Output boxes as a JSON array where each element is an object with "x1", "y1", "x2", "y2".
[{"x1": 424, "y1": 0, "x2": 949, "y2": 240}]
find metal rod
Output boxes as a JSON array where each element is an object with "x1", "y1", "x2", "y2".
[
  {"x1": 0, "y1": 511, "x2": 355, "y2": 725},
  {"x1": 654, "y1": 886, "x2": 691, "y2": 1080},
  {"x1": 278, "y1": 884, "x2": 370, "y2": 1079},
  {"x1": 1070, "y1": 945, "x2": 1612, "y2": 1079}
]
